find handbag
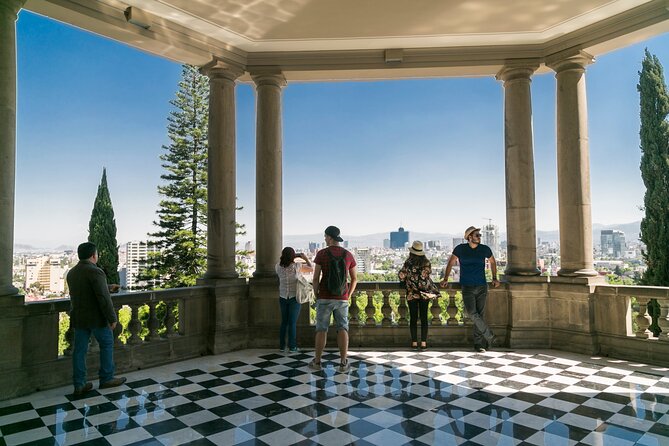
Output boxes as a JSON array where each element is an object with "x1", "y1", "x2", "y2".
[{"x1": 296, "y1": 273, "x2": 316, "y2": 304}]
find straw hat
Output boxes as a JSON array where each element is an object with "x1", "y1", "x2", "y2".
[
  {"x1": 409, "y1": 241, "x2": 425, "y2": 256},
  {"x1": 464, "y1": 226, "x2": 481, "y2": 239}
]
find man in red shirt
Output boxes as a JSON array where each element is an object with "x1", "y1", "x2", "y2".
[{"x1": 309, "y1": 226, "x2": 358, "y2": 372}]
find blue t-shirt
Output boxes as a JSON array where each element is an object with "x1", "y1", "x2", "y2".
[{"x1": 453, "y1": 243, "x2": 493, "y2": 286}]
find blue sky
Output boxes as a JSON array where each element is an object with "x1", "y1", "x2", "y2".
[{"x1": 14, "y1": 11, "x2": 669, "y2": 248}]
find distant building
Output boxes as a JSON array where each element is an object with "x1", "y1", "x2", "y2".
[
  {"x1": 383, "y1": 238, "x2": 390, "y2": 249},
  {"x1": 481, "y1": 223, "x2": 500, "y2": 255},
  {"x1": 601, "y1": 230, "x2": 625, "y2": 258},
  {"x1": 390, "y1": 227, "x2": 409, "y2": 249},
  {"x1": 426, "y1": 240, "x2": 442, "y2": 250},
  {"x1": 25, "y1": 256, "x2": 66, "y2": 294},
  {"x1": 355, "y1": 248, "x2": 372, "y2": 273},
  {"x1": 244, "y1": 241, "x2": 253, "y2": 252},
  {"x1": 122, "y1": 241, "x2": 160, "y2": 290},
  {"x1": 308, "y1": 242, "x2": 319, "y2": 253},
  {"x1": 452, "y1": 238, "x2": 466, "y2": 251}
]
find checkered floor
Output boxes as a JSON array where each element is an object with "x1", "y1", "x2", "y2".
[{"x1": 1, "y1": 349, "x2": 668, "y2": 446}]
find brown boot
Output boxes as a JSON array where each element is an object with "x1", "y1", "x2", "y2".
[
  {"x1": 99, "y1": 377, "x2": 127, "y2": 389},
  {"x1": 73, "y1": 382, "x2": 93, "y2": 395}
]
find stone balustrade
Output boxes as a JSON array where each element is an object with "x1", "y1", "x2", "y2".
[{"x1": 3, "y1": 280, "x2": 669, "y2": 401}]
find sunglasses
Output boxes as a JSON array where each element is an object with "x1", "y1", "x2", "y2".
[{"x1": 472, "y1": 233, "x2": 481, "y2": 237}]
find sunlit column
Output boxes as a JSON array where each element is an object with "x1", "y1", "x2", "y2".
[
  {"x1": 252, "y1": 72, "x2": 286, "y2": 277},
  {"x1": 202, "y1": 61, "x2": 243, "y2": 279},
  {"x1": 0, "y1": 0, "x2": 25, "y2": 297},
  {"x1": 497, "y1": 63, "x2": 540, "y2": 276},
  {"x1": 548, "y1": 51, "x2": 597, "y2": 277}
]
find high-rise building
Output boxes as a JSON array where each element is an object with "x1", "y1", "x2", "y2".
[
  {"x1": 355, "y1": 248, "x2": 372, "y2": 273},
  {"x1": 426, "y1": 240, "x2": 442, "y2": 250},
  {"x1": 390, "y1": 227, "x2": 409, "y2": 249},
  {"x1": 25, "y1": 256, "x2": 66, "y2": 294},
  {"x1": 383, "y1": 239, "x2": 390, "y2": 249},
  {"x1": 122, "y1": 241, "x2": 160, "y2": 290},
  {"x1": 481, "y1": 223, "x2": 500, "y2": 255},
  {"x1": 601, "y1": 230, "x2": 626, "y2": 258}
]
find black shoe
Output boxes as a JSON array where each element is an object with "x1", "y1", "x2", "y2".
[{"x1": 73, "y1": 382, "x2": 92, "y2": 396}]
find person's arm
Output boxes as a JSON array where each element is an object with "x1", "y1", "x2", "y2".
[
  {"x1": 348, "y1": 266, "x2": 358, "y2": 298},
  {"x1": 489, "y1": 255, "x2": 500, "y2": 288},
  {"x1": 440, "y1": 255, "x2": 458, "y2": 287},
  {"x1": 297, "y1": 252, "x2": 312, "y2": 267},
  {"x1": 91, "y1": 268, "x2": 118, "y2": 328},
  {"x1": 312, "y1": 264, "x2": 322, "y2": 298}
]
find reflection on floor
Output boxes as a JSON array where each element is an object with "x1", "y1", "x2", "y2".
[{"x1": 1, "y1": 349, "x2": 668, "y2": 445}]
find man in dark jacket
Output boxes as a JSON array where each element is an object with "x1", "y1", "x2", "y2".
[{"x1": 67, "y1": 242, "x2": 126, "y2": 394}]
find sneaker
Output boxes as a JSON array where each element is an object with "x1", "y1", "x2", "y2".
[
  {"x1": 99, "y1": 377, "x2": 127, "y2": 389},
  {"x1": 308, "y1": 359, "x2": 322, "y2": 371},
  {"x1": 338, "y1": 360, "x2": 351, "y2": 373},
  {"x1": 73, "y1": 382, "x2": 92, "y2": 396},
  {"x1": 476, "y1": 347, "x2": 487, "y2": 353},
  {"x1": 288, "y1": 347, "x2": 301, "y2": 353},
  {"x1": 279, "y1": 348, "x2": 286, "y2": 353}
]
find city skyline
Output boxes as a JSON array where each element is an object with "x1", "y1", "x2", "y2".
[{"x1": 13, "y1": 11, "x2": 669, "y2": 248}]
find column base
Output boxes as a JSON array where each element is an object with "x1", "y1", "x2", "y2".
[
  {"x1": 557, "y1": 268, "x2": 599, "y2": 277},
  {"x1": 202, "y1": 271, "x2": 239, "y2": 280},
  {"x1": 0, "y1": 285, "x2": 19, "y2": 298},
  {"x1": 504, "y1": 267, "x2": 541, "y2": 276},
  {"x1": 253, "y1": 271, "x2": 277, "y2": 279}
]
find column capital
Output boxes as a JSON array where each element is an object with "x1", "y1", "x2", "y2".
[
  {"x1": 0, "y1": 0, "x2": 25, "y2": 16},
  {"x1": 496, "y1": 60, "x2": 540, "y2": 83},
  {"x1": 546, "y1": 50, "x2": 595, "y2": 73},
  {"x1": 200, "y1": 58, "x2": 244, "y2": 81},
  {"x1": 251, "y1": 70, "x2": 287, "y2": 88}
]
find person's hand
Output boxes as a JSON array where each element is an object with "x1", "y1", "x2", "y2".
[
  {"x1": 109, "y1": 284, "x2": 120, "y2": 293},
  {"x1": 439, "y1": 280, "x2": 449, "y2": 288},
  {"x1": 492, "y1": 279, "x2": 501, "y2": 288},
  {"x1": 109, "y1": 322, "x2": 117, "y2": 330}
]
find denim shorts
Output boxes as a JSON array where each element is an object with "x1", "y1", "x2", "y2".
[{"x1": 315, "y1": 299, "x2": 349, "y2": 332}]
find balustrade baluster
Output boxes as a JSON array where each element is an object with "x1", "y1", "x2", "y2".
[
  {"x1": 657, "y1": 299, "x2": 668, "y2": 341},
  {"x1": 397, "y1": 291, "x2": 408, "y2": 326},
  {"x1": 113, "y1": 304, "x2": 123, "y2": 345},
  {"x1": 446, "y1": 290, "x2": 459, "y2": 326},
  {"x1": 146, "y1": 299, "x2": 161, "y2": 341},
  {"x1": 365, "y1": 292, "x2": 376, "y2": 325},
  {"x1": 64, "y1": 316, "x2": 74, "y2": 356},
  {"x1": 430, "y1": 296, "x2": 442, "y2": 325},
  {"x1": 635, "y1": 299, "x2": 653, "y2": 339},
  {"x1": 349, "y1": 292, "x2": 359, "y2": 326},
  {"x1": 381, "y1": 291, "x2": 392, "y2": 326},
  {"x1": 164, "y1": 300, "x2": 178, "y2": 337},
  {"x1": 127, "y1": 304, "x2": 143, "y2": 344}
]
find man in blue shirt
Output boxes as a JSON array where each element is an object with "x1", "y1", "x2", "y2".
[{"x1": 441, "y1": 226, "x2": 500, "y2": 352}]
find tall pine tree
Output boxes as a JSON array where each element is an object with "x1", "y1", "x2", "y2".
[
  {"x1": 88, "y1": 168, "x2": 120, "y2": 284},
  {"x1": 638, "y1": 50, "x2": 669, "y2": 287},
  {"x1": 149, "y1": 65, "x2": 209, "y2": 288}
]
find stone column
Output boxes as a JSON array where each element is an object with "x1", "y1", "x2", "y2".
[
  {"x1": 202, "y1": 61, "x2": 243, "y2": 279},
  {"x1": 0, "y1": 0, "x2": 25, "y2": 297},
  {"x1": 548, "y1": 51, "x2": 597, "y2": 277},
  {"x1": 252, "y1": 72, "x2": 286, "y2": 277},
  {"x1": 497, "y1": 63, "x2": 540, "y2": 276}
]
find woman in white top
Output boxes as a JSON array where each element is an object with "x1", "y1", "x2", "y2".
[{"x1": 276, "y1": 247, "x2": 312, "y2": 353}]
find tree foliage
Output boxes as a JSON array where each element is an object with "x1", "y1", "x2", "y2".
[
  {"x1": 88, "y1": 168, "x2": 120, "y2": 284},
  {"x1": 148, "y1": 65, "x2": 249, "y2": 287},
  {"x1": 638, "y1": 50, "x2": 669, "y2": 286}
]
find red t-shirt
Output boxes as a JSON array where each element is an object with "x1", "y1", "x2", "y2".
[{"x1": 314, "y1": 246, "x2": 356, "y2": 300}]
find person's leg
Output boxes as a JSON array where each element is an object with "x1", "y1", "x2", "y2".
[
  {"x1": 72, "y1": 328, "x2": 91, "y2": 389},
  {"x1": 279, "y1": 297, "x2": 289, "y2": 350},
  {"x1": 313, "y1": 300, "x2": 331, "y2": 365},
  {"x1": 333, "y1": 301, "x2": 349, "y2": 363},
  {"x1": 408, "y1": 299, "x2": 418, "y2": 345},
  {"x1": 465, "y1": 285, "x2": 494, "y2": 347},
  {"x1": 475, "y1": 286, "x2": 494, "y2": 345},
  {"x1": 287, "y1": 297, "x2": 301, "y2": 350},
  {"x1": 93, "y1": 326, "x2": 115, "y2": 384},
  {"x1": 419, "y1": 299, "x2": 430, "y2": 344}
]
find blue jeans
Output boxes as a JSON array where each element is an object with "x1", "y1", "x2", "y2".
[
  {"x1": 462, "y1": 285, "x2": 495, "y2": 348},
  {"x1": 279, "y1": 297, "x2": 301, "y2": 350},
  {"x1": 73, "y1": 327, "x2": 115, "y2": 388}
]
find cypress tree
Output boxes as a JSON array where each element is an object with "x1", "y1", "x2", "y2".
[
  {"x1": 149, "y1": 65, "x2": 209, "y2": 288},
  {"x1": 88, "y1": 168, "x2": 120, "y2": 284},
  {"x1": 638, "y1": 50, "x2": 669, "y2": 287}
]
